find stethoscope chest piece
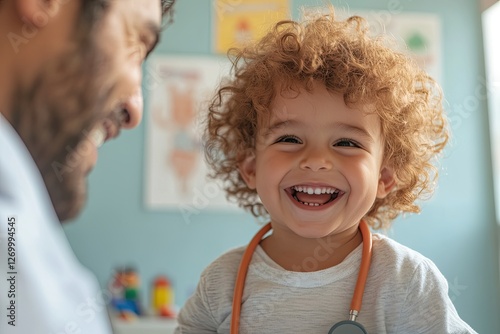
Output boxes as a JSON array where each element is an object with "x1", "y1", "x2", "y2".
[{"x1": 328, "y1": 320, "x2": 368, "y2": 334}]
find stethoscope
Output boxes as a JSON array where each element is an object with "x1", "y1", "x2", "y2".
[{"x1": 230, "y1": 220, "x2": 373, "y2": 334}]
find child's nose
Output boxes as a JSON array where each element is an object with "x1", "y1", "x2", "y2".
[{"x1": 299, "y1": 148, "x2": 333, "y2": 171}]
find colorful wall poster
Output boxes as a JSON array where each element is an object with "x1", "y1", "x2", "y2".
[
  {"x1": 144, "y1": 56, "x2": 235, "y2": 213},
  {"x1": 303, "y1": 7, "x2": 442, "y2": 83},
  {"x1": 213, "y1": 0, "x2": 290, "y2": 54}
]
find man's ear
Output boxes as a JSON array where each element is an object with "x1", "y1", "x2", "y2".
[
  {"x1": 376, "y1": 165, "x2": 396, "y2": 198},
  {"x1": 15, "y1": 0, "x2": 63, "y2": 28},
  {"x1": 238, "y1": 152, "x2": 257, "y2": 190}
]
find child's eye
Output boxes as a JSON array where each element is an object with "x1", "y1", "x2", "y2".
[
  {"x1": 334, "y1": 139, "x2": 360, "y2": 147},
  {"x1": 275, "y1": 135, "x2": 302, "y2": 144}
]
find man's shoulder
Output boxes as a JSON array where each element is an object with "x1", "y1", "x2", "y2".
[{"x1": 0, "y1": 114, "x2": 53, "y2": 217}]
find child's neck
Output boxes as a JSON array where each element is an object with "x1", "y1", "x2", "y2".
[{"x1": 260, "y1": 224, "x2": 362, "y2": 272}]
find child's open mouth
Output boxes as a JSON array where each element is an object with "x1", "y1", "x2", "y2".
[{"x1": 288, "y1": 185, "x2": 342, "y2": 207}]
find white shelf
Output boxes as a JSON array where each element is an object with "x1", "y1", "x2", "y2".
[{"x1": 111, "y1": 317, "x2": 177, "y2": 334}]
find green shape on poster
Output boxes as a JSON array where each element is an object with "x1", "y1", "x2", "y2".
[{"x1": 407, "y1": 32, "x2": 426, "y2": 51}]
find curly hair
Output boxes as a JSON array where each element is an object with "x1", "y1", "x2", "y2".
[{"x1": 205, "y1": 10, "x2": 448, "y2": 229}]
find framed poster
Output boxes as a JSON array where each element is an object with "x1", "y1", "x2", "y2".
[
  {"x1": 213, "y1": 0, "x2": 290, "y2": 54},
  {"x1": 144, "y1": 56, "x2": 234, "y2": 213},
  {"x1": 302, "y1": 7, "x2": 442, "y2": 83}
]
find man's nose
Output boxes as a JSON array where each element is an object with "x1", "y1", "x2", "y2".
[
  {"x1": 120, "y1": 88, "x2": 144, "y2": 129},
  {"x1": 299, "y1": 147, "x2": 333, "y2": 172}
]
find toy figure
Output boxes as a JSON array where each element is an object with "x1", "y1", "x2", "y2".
[
  {"x1": 152, "y1": 275, "x2": 176, "y2": 318},
  {"x1": 108, "y1": 267, "x2": 142, "y2": 320}
]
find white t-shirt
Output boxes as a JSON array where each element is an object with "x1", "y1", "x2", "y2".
[
  {"x1": 0, "y1": 115, "x2": 112, "y2": 334},
  {"x1": 175, "y1": 232, "x2": 477, "y2": 333}
]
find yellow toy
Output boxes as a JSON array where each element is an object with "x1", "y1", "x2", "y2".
[{"x1": 151, "y1": 276, "x2": 176, "y2": 318}]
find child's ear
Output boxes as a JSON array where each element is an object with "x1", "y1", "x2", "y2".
[
  {"x1": 238, "y1": 152, "x2": 257, "y2": 189},
  {"x1": 376, "y1": 165, "x2": 396, "y2": 198}
]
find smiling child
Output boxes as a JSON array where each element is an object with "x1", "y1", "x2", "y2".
[{"x1": 174, "y1": 9, "x2": 477, "y2": 334}]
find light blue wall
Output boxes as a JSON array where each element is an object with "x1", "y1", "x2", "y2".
[{"x1": 63, "y1": 0, "x2": 500, "y2": 332}]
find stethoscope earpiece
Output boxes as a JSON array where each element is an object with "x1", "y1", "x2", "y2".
[{"x1": 328, "y1": 320, "x2": 368, "y2": 334}]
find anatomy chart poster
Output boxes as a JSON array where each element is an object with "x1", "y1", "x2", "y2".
[{"x1": 144, "y1": 56, "x2": 235, "y2": 211}]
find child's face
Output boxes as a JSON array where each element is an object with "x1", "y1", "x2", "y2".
[{"x1": 239, "y1": 82, "x2": 395, "y2": 238}]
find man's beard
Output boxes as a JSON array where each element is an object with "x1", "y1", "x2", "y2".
[{"x1": 10, "y1": 41, "x2": 119, "y2": 222}]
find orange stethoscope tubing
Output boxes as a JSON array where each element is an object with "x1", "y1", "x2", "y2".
[{"x1": 230, "y1": 220, "x2": 373, "y2": 334}]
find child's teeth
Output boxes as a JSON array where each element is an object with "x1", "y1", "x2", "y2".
[{"x1": 293, "y1": 186, "x2": 339, "y2": 194}]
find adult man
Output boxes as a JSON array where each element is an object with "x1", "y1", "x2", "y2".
[{"x1": 0, "y1": 0, "x2": 175, "y2": 332}]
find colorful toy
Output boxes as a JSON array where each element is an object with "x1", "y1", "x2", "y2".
[
  {"x1": 151, "y1": 275, "x2": 176, "y2": 318},
  {"x1": 108, "y1": 267, "x2": 142, "y2": 320}
]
